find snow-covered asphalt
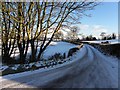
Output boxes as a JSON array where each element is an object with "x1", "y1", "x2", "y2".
[
  {"x1": 0, "y1": 45, "x2": 118, "y2": 88},
  {"x1": 42, "y1": 45, "x2": 118, "y2": 88}
]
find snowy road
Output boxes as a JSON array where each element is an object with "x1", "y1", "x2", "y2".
[
  {"x1": 0, "y1": 45, "x2": 118, "y2": 88},
  {"x1": 45, "y1": 46, "x2": 118, "y2": 88}
]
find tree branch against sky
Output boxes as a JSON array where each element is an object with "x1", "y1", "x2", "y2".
[{"x1": 1, "y1": 1, "x2": 99, "y2": 64}]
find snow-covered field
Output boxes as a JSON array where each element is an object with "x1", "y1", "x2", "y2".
[
  {"x1": 9, "y1": 41, "x2": 77, "y2": 60},
  {"x1": 0, "y1": 42, "x2": 78, "y2": 72},
  {"x1": 0, "y1": 42, "x2": 118, "y2": 88},
  {"x1": 82, "y1": 39, "x2": 120, "y2": 44},
  {"x1": 43, "y1": 41, "x2": 77, "y2": 58}
]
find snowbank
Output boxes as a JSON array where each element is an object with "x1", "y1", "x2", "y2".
[
  {"x1": 82, "y1": 39, "x2": 120, "y2": 44},
  {"x1": 1, "y1": 45, "x2": 97, "y2": 88},
  {"x1": 43, "y1": 41, "x2": 77, "y2": 58},
  {"x1": 0, "y1": 45, "x2": 87, "y2": 81}
]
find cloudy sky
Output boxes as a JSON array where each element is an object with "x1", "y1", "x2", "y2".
[{"x1": 75, "y1": 2, "x2": 118, "y2": 38}]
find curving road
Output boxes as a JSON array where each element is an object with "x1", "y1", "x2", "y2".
[
  {"x1": 42, "y1": 45, "x2": 118, "y2": 88},
  {"x1": 0, "y1": 45, "x2": 118, "y2": 88}
]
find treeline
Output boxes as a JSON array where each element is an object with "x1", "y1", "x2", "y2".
[
  {"x1": 82, "y1": 33, "x2": 117, "y2": 41},
  {"x1": 1, "y1": 2, "x2": 98, "y2": 64}
]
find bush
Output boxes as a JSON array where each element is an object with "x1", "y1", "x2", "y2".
[
  {"x1": 1, "y1": 52, "x2": 70, "y2": 76},
  {"x1": 48, "y1": 53, "x2": 65, "y2": 61},
  {"x1": 2, "y1": 68, "x2": 16, "y2": 76},
  {"x1": 31, "y1": 64, "x2": 38, "y2": 70},
  {"x1": 68, "y1": 47, "x2": 79, "y2": 57},
  {"x1": 2, "y1": 66, "x2": 27, "y2": 76}
]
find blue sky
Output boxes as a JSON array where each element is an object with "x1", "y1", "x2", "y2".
[{"x1": 76, "y1": 2, "x2": 118, "y2": 38}]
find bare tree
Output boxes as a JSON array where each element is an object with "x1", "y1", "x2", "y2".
[
  {"x1": 1, "y1": 2, "x2": 17, "y2": 64},
  {"x1": 54, "y1": 31, "x2": 63, "y2": 41},
  {"x1": 112, "y1": 33, "x2": 116, "y2": 39},
  {"x1": 1, "y1": 2, "x2": 38, "y2": 63},
  {"x1": 30, "y1": 2, "x2": 98, "y2": 60},
  {"x1": 100, "y1": 32, "x2": 106, "y2": 40},
  {"x1": 1, "y1": 1, "x2": 98, "y2": 64},
  {"x1": 67, "y1": 26, "x2": 79, "y2": 40}
]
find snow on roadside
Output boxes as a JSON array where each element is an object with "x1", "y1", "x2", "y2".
[
  {"x1": 0, "y1": 66, "x2": 8, "y2": 72},
  {"x1": 11, "y1": 65, "x2": 20, "y2": 70},
  {"x1": 0, "y1": 41, "x2": 77, "y2": 69},
  {"x1": 88, "y1": 45, "x2": 118, "y2": 85},
  {"x1": 0, "y1": 41, "x2": 81, "y2": 77},
  {"x1": 88, "y1": 45, "x2": 118, "y2": 66},
  {"x1": 0, "y1": 45, "x2": 87, "y2": 80},
  {"x1": 43, "y1": 41, "x2": 77, "y2": 59},
  {"x1": 82, "y1": 39, "x2": 120, "y2": 44}
]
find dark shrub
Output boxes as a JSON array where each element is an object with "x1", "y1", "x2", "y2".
[
  {"x1": 68, "y1": 47, "x2": 79, "y2": 57},
  {"x1": 48, "y1": 53, "x2": 64, "y2": 61},
  {"x1": 2, "y1": 68, "x2": 16, "y2": 76},
  {"x1": 31, "y1": 64, "x2": 38, "y2": 70},
  {"x1": 63, "y1": 53, "x2": 66, "y2": 59},
  {"x1": 101, "y1": 41, "x2": 109, "y2": 44}
]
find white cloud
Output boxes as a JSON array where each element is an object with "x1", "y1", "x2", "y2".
[
  {"x1": 77, "y1": 24, "x2": 108, "y2": 33},
  {"x1": 59, "y1": 24, "x2": 111, "y2": 38},
  {"x1": 92, "y1": 25, "x2": 108, "y2": 33},
  {"x1": 90, "y1": 25, "x2": 109, "y2": 38},
  {"x1": 79, "y1": 24, "x2": 89, "y2": 30}
]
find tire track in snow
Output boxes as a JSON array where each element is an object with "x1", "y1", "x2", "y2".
[
  {"x1": 88, "y1": 45, "x2": 118, "y2": 88},
  {"x1": 42, "y1": 45, "x2": 95, "y2": 88}
]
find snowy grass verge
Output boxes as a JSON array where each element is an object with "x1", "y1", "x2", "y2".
[
  {"x1": 0, "y1": 41, "x2": 82, "y2": 76},
  {"x1": 0, "y1": 45, "x2": 87, "y2": 80}
]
